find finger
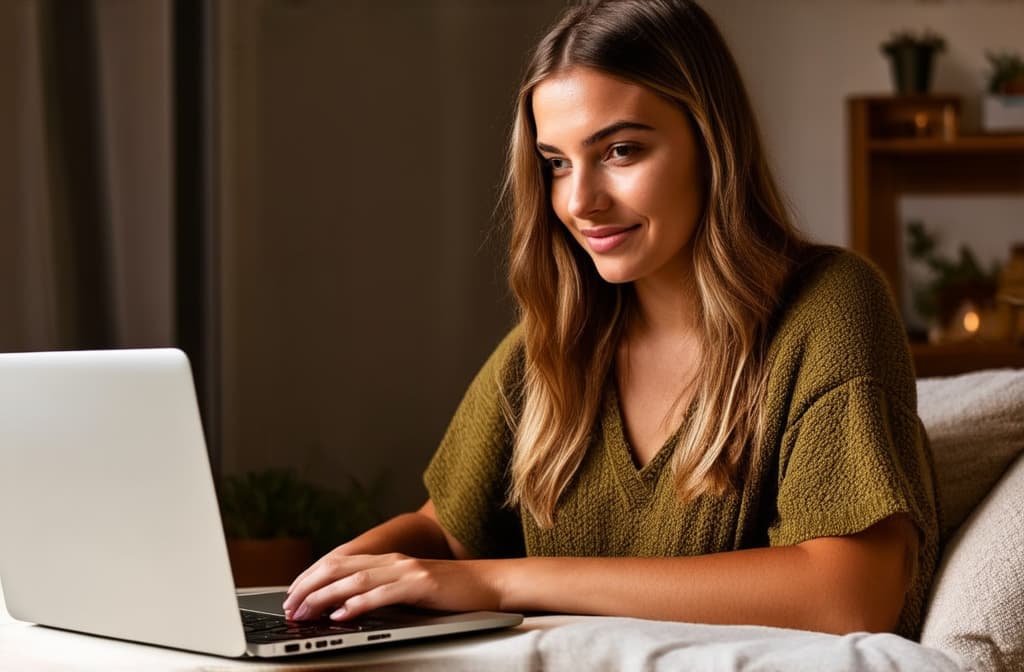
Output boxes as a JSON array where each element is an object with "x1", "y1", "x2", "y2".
[
  {"x1": 284, "y1": 552, "x2": 388, "y2": 613},
  {"x1": 285, "y1": 555, "x2": 330, "y2": 603},
  {"x1": 288, "y1": 554, "x2": 413, "y2": 619},
  {"x1": 286, "y1": 559, "x2": 319, "y2": 595},
  {"x1": 284, "y1": 554, "x2": 359, "y2": 614},
  {"x1": 330, "y1": 577, "x2": 423, "y2": 621},
  {"x1": 293, "y1": 564, "x2": 408, "y2": 621},
  {"x1": 283, "y1": 561, "x2": 327, "y2": 614}
]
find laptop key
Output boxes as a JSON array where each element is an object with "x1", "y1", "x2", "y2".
[
  {"x1": 248, "y1": 631, "x2": 315, "y2": 643},
  {"x1": 355, "y1": 619, "x2": 395, "y2": 631},
  {"x1": 244, "y1": 620, "x2": 286, "y2": 633},
  {"x1": 242, "y1": 614, "x2": 283, "y2": 626}
]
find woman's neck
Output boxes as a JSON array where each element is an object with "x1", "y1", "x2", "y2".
[{"x1": 629, "y1": 258, "x2": 700, "y2": 340}]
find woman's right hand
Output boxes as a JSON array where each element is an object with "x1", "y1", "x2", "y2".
[
  {"x1": 280, "y1": 500, "x2": 475, "y2": 618},
  {"x1": 281, "y1": 550, "x2": 501, "y2": 621}
]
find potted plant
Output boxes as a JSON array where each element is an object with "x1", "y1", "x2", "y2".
[
  {"x1": 218, "y1": 468, "x2": 385, "y2": 587},
  {"x1": 906, "y1": 221, "x2": 1003, "y2": 342},
  {"x1": 881, "y1": 30, "x2": 946, "y2": 95},
  {"x1": 982, "y1": 50, "x2": 1024, "y2": 133}
]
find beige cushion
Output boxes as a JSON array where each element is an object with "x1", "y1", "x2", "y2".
[
  {"x1": 916, "y1": 369, "x2": 1024, "y2": 540},
  {"x1": 916, "y1": 369, "x2": 1024, "y2": 669},
  {"x1": 920, "y1": 453, "x2": 1024, "y2": 669}
]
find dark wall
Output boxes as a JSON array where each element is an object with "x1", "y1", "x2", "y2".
[{"x1": 216, "y1": 1, "x2": 566, "y2": 516}]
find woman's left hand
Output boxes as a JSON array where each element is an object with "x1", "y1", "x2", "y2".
[{"x1": 281, "y1": 553, "x2": 501, "y2": 621}]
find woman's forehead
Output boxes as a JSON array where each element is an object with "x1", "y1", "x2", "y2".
[{"x1": 532, "y1": 67, "x2": 684, "y2": 147}]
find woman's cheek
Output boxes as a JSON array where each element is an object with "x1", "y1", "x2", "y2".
[{"x1": 550, "y1": 182, "x2": 572, "y2": 227}]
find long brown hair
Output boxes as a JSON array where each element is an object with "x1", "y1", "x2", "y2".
[{"x1": 502, "y1": 0, "x2": 806, "y2": 527}]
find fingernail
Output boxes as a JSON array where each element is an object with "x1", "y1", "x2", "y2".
[
  {"x1": 294, "y1": 604, "x2": 310, "y2": 620},
  {"x1": 282, "y1": 597, "x2": 294, "y2": 611},
  {"x1": 330, "y1": 607, "x2": 347, "y2": 620}
]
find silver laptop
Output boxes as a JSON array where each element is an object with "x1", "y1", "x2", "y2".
[{"x1": 0, "y1": 348, "x2": 521, "y2": 658}]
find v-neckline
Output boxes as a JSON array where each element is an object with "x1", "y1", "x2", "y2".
[{"x1": 602, "y1": 384, "x2": 689, "y2": 504}]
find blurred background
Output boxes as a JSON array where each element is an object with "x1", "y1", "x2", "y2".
[{"x1": 2, "y1": 0, "x2": 1022, "y2": 523}]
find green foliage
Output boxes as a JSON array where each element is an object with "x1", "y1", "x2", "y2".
[
  {"x1": 906, "y1": 221, "x2": 1001, "y2": 321},
  {"x1": 218, "y1": 467, "x2": 386, "y2": 556},
  {"x1": 985, "y1": 50, "x2": 1024, "y2": 94},
  {"x1": 881, "y1": 30, "x2": 946, "y2": 56}
]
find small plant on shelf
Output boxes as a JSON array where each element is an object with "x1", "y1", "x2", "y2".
[
  {"x1": 882, "y1": 30, "x2": 946, "y2": 57},
  {"x1": 906, "y1": 221, "x2": 1002, "y2": 330},
  {"x1": 985, "y1": 51, "x2": 1024, "y2": 95},
  {"x1": 881, "y1": 30, "x2": 946, "y2": 94}
]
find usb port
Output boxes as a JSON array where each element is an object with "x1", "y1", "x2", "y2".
[
  {"x1": 315, "y1": 640, "x2": 327, "y2": 649},
  {"x1": 330, "y1": 638, "x2": 343, "y2": 645},
  {"x1": 284, "y1": 643, "x2": 300, "y2": 653}
]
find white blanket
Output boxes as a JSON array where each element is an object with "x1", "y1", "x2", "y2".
[
  {"x1": 0, "y1": 611, "x2": 965, "y2": 671},
  {"x1": 198, "y1": 616, "x2": 964, "y2": 671},
  {"x1": 526, "y1": 616, "x2": 963, "y2": 672}
]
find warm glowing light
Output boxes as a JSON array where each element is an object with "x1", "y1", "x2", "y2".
[
  {"x1": 963, "y1": 310, "x2": 980, "y2": 334},
  {"x1": 914, "y1": 112, "x2": 929, "y2": 133}
]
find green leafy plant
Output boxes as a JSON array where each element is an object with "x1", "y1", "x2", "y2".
[
  {"x1": 881, "y1": 30, "x2": 946, "y2": 56},
  {"x1": 218, "y1": 467, "x2": 386, "y2": 556},
  {"x1": 906, "y1": 221, "x2": 1001, "y2": 324},
  {"x1": 985, "y1": 50, "x2": 1024, "y2": 95}
]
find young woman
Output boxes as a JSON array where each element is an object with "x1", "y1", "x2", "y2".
[{"x1": 284, "y1": 0, "x2": 939, "y2": 638}]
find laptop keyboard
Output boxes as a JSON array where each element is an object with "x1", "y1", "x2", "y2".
[{"x1": 241, "y1": 607, "x2": 427, "y2": 643}]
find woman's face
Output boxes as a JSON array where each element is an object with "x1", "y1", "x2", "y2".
[{"x1": 532, "y1": 66, "x2": 705, "y2": 287}]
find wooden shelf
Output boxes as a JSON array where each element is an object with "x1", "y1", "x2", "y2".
[
  {"x1": 849, "y1": 95, "x2": 1024, "y2": 376},
  {"x1": 868, "y1": 135, "x2": 1024, "y2": 154},
  {"x1": 911, "y1": 342, "x2": 1024, "y2": 377}
]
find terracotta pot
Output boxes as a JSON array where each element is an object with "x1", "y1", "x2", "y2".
[{"x1": 226, "y1": 537, "x2": 313, "y2": 588}]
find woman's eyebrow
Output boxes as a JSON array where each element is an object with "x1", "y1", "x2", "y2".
[{"x1": 536, "y1": 120, "x2": 655, "y2": 155}]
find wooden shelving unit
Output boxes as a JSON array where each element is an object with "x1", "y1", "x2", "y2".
[
  {"x1": 909, "y1": 342, "x2": 1024, "y2": 377},
  {"x1": 848, "y1": 95, "x2": 1024, "y2": 377},
  {"x1": 867, "y1": 135, "x2": 1024, "y2": 154}
]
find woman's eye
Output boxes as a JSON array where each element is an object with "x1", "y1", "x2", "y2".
[
  {"x1": 547, "y1": 157, "x2": 570, "y2": 173},
  {"x1": 607, "y1": 144, "x2": 639, "y2": 161}
]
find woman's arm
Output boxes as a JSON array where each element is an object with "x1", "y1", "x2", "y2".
[
  {"x1": 284, "y1": 511, "x2": 917, "y2": 635},
  {"x1": 493, "y1": 514, "x2": 917, "y2": 634}
]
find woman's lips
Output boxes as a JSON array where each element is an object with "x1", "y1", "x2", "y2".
[{"x1": 581, "y1": 224, "x2": 641, "y2": 253}]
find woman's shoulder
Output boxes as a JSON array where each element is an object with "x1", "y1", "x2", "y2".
[
  {"x1": 490, "y1": 324, "x2": 526, "y2": 379},
  {"x1": 767, "y1": 245, "x2": 915, "y2": 400},
  {"x1": 464, "y1": 325, "x2": 526, "y2": 403},
  {"x1": 784, "y1": 245, "x2": 891, "y2": 307},
  {"x1": 774, "y1": 245, "x2": 897, "y2": 333}
]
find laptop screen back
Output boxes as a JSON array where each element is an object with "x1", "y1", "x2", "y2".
[{"x1": 0, "y1": 349, "x2": 248, "y2": 657}]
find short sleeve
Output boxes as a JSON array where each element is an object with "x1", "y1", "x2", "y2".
[
  {"x1": 769, "y1": 377, "x2": 937, "y2": 547},
  {"x1": 423, "y1": 328, "x2": 525, "y2": 559},
  {"x1": 760, "y1": 249, "x2": 940, "y2": 638},
  {"x1": 769, "y1": 376, "x2": 940, "y2": 639}
]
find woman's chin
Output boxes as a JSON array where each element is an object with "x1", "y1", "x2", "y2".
[{"x1": 591, "y1": 263, "x2": 637, "y2": 285}]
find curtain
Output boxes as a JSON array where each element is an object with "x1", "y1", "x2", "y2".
[
  {"x1": 0, "y1": 0, "x2": 219, "y2": 466},
  {"x1": 2, "y1": 0, "x2": 175, "y2": 350}
]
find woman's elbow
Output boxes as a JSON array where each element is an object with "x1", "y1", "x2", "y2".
[
  {"x1": 800, "y1": 514, "x2": 918, "y2": 635},
  {"x1": 827, "y1": 592, "x2": 905, "y2": 635}
]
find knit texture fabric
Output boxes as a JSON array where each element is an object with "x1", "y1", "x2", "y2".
[{"x1": 424, "y1": 247, "x2": 939, "y2": 639}]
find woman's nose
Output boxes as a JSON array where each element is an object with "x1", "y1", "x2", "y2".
[{"x1": 567, "y1": 168, "x2": 610, "y2": 219}]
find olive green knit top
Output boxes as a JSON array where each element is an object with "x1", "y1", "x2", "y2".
[{"x1": 424, "y1": 248, "x2": 940, "y2": 639}]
